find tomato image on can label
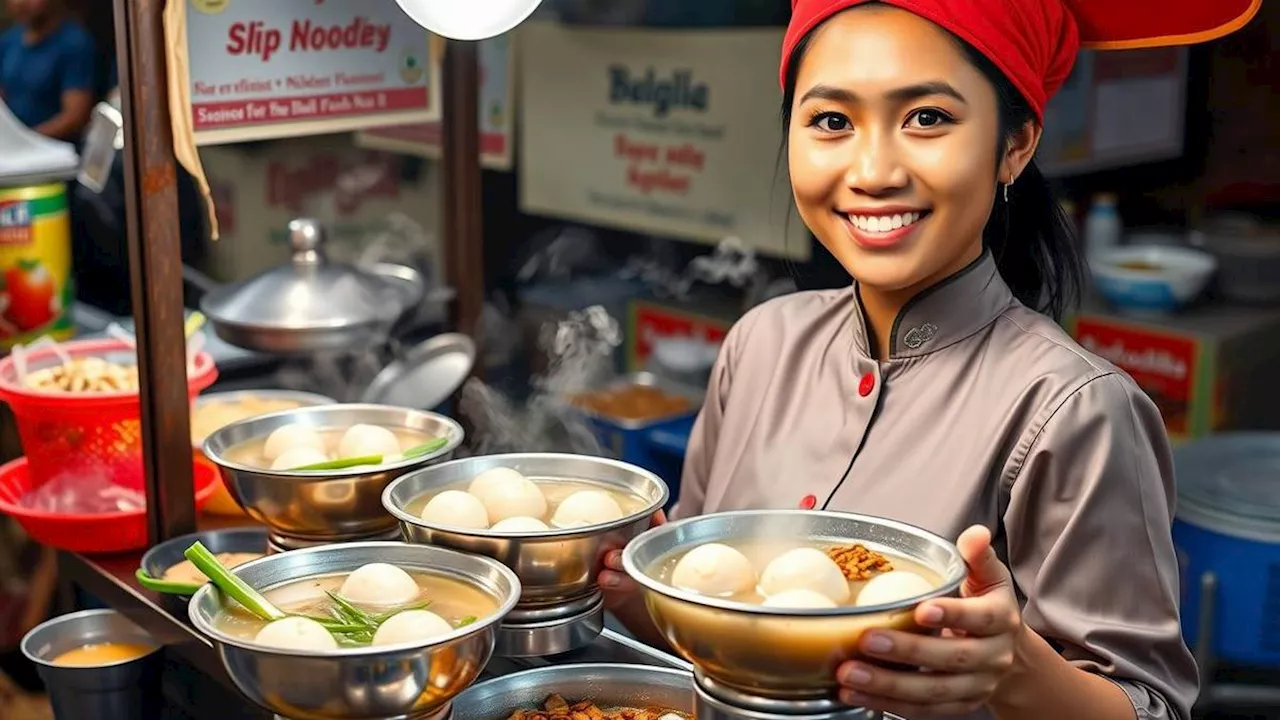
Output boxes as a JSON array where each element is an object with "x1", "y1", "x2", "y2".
[
  {"x1": 0, "y1": 183, "x2": 74, "y2": 348},
  {"x1": 1, "y1": 258, "x2": 59, "y2": 331}
]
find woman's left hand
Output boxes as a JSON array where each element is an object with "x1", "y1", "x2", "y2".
[{"x1": 835, "y1": 525, "x2": 1025, "y2": 717}]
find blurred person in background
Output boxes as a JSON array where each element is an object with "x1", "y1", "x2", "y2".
[{"x1": 0, "y1": 0, "x2": 94, "y2": 140}]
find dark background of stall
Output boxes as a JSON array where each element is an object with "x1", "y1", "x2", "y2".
[{"x1": 46, "y1": 0, "x2": 1280, "y2": 319}]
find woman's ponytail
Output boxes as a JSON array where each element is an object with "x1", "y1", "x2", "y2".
[{"x1": 962, "y1": 44, "x2": 1084, "y2": 320}]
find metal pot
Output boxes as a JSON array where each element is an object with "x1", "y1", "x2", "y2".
[{"x1": 199, "y1": 218, "x2": 426, "y2": 354}]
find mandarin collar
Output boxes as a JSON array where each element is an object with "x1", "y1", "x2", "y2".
[{"x1": 848, "y1": 250, "x2": 1014, "y2": 361}]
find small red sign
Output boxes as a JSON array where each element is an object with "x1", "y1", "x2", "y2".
[
  {"x1": 629, "y1": 302, "x2": 729, "y2": 372},
  {"x1": 1073, "y1": 318, "x2": 1198, "y2": 435}
]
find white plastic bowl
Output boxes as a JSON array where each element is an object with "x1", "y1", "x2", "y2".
[{"x1": 1090, "y1": 245, "x2": 1216, "y2": 315}]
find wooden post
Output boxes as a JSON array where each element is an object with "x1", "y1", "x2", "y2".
[
  {"x1": 113, "y1": 0, "x2": 197, "y2": 543},
  {"x1": 441, "y1": 40, "x2": 485, "y2": 342}
]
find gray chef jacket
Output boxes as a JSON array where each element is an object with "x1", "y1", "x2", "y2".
[{"x1": 672, "y1": 251, "x2": 1198, "y2": 720}]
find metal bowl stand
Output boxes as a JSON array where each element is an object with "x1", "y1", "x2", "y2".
[
  {"x1": 694, "y1": 671, "x2": 884, "y2": 720},
  {"x1": 266, "y1": 527, "x2": 404, "y2": 554},
  {"x1": 494, "y1": 592, "x2": 606, "y2": 658},
  {"x1": 1190, "y1": 571, "x2": 1280, "y2": 712},
  {"x1": 272, "y1": 703, "x2": 453, "y2": 720}
]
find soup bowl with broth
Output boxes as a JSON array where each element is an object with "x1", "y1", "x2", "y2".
[
  {"x1": 621, "y1": 510, "x2": 965, "y2": 701},
  {"x1": 188, "y1": 542, "x2": 521, "y2": 720},
  {"x1": 202, "y1": 404, "x2": 464, "y2": 541},
  {"x1": 384, "y1": 453, "x2": 668, "y2": 607}
]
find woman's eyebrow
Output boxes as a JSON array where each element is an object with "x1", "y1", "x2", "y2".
[
  {"x1": 886, "y1": 81, "x2": 967, "y2": 105},
  {"x1": 798, "y1": 84, "x2": 859, "y2": 105},
  {"x1": 798, "y1": 81, "x2": 967, "y2": 106}
]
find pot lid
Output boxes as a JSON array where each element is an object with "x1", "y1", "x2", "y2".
[
  {"x1": 201, "y1": 219, "x2": 421, "y2": 336},
  {"x1": 1174, "y1": 433, "x2": 1280, "y2": 531},
  {"x1": 361, "y1": 333, "x2": 475, "y2": 410}
]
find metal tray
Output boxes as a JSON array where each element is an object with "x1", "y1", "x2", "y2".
[
  {"x1": 572, "y1": 372, "x2": 704, "y2": 431},
  {"x1": 454, "y1": 663, "x2": 695, "y2": 720}
]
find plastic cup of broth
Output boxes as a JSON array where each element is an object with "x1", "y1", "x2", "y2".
[{"x1": 21, "y1": 608, "x2": 163, "y2": 720}]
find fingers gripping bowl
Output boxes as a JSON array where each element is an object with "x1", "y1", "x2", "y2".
[
  {"x1": 187, "y1": 542, "x2": 521, "y2": 720},
  {"x1": 620, "y1": 510, "x2": 966, "y2": 700}
]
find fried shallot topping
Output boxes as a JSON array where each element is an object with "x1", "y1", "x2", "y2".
[{"x1": 826, "y1": 544, "x2": 893, "y2": 581}]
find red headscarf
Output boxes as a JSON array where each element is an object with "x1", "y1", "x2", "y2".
[{"x1": 781, "y1": 0, "x2": 1261, "y2": 121}]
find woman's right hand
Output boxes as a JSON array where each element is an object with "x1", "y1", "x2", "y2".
[{"x1": 598, "y1": 509, "x2": 666, "y2": 609}]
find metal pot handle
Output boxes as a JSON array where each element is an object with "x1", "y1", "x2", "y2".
[
  {"x1": 289, "y1": 218, "x2": 325, "y2": 266},
  {"x1": 182, "y1": 264, "x2": 220, "y2": 297}
]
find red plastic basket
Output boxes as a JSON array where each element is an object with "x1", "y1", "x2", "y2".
[
  {"x1": 0, "y1": 338, "x2": 217, "y2": 490},
  {"x1": 0, "y1": 454, "x2": 220, "y2": 553}
]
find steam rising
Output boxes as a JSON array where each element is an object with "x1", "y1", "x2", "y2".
[
  {"x1": 459, "y1": 306, "x2": 621, "y2": 456},
  {"x1": 271, "y1": 225, "x2": 793, "y2": 465}
]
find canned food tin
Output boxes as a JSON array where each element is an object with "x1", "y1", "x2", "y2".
[{"x1": 0, "y1": 183, "x2": 73, "y2": 350}]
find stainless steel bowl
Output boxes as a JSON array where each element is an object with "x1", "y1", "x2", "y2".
[
  {"x1": 139, "y1": 527, "x2": 268, "y2": 613},
  {"x1": 384, "y1": 453, "x2": 668, "y2": 607},
  {"x1": 621, "y1": 510, "x2": 966, "y2": 700},
  {"x1": 21, "y1": 609, "x2": 164, "y2": 720},
  {"x1": 195, "y1": 389, "x2": 338, "y2": 408},
  {"x1": 202, "y1": 404, "x2": 463, "y2": 540},
  {"x1": 188, "y1": 542, "x2": 521, "y2": 720},
  {"x1": 454, "y1": 664, "x2": 694, "y2": 720}
]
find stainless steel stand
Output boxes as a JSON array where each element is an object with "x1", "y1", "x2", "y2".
[
  {"x1": 272, "y1": 701, "x2": 452, "y2": 720},
  {"x1": 1192, "y1": 571, "x2": 1280, "y2": 710},
  {"x1": 694, "y1": 672, "x2": 883, "y2": 720},
  {"x1": 482, "y1": 626, "x2": 691, "y2": 679},
  {"x1": 494, "y1": 593, "x2": 606, "y2": 658},
  {"x1": 266, "y1": 527, "x2": 403, "y2": 554}
]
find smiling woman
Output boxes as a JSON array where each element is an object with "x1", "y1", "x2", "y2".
[
  {"x1": 783, "y1": 5, "x2": 1080, "y2": 352},
  {"x1": 596, "y1": 1, "x2": 1260, "y2": 719}
]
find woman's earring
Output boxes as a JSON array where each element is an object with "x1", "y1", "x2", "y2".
[{"x1": 1002, "y1": 183, "x2": 1009, "y2": 203}]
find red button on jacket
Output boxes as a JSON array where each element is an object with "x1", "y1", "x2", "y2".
[{"x1": 858, "y1": 372, "x2": 875, "y2": 397}]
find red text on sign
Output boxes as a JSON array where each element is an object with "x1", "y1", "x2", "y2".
[
  {"x1": 612, "y1": 133, "x2": 706, "y2": 196},
  {"x1": 226, "y1": 17, "x2": 392, "y2": 63}
]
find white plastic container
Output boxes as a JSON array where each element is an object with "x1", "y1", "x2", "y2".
[{"x1": 1084, "y1": 193, "x2": 1123, "y2": 258}]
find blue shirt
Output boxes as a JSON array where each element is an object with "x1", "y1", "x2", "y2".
[{"x1": 0, "y1": 21, "x2": 95, "y2": 129}]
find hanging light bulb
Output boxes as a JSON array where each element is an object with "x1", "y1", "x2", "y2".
[{"x1": 393, "y1": 0, "x2": 543, "y2": 41}]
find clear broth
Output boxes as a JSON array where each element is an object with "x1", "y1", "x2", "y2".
[
  {"x1": 406, "y1": 477, "x2": 649, "y2": 529},
  {"x1": 191, "y1": 398, "x2": 306, "y2": 444},
  {"x1": 163, "y1": 552, "x2": 263, "y2": 584},
  {"x1": 212, "y1": 570, "x2": 498, "y2": 646},
  {"x1": 650, "y1": 540, "x2": 942, "y2": 606},
  {"x1": 224, "y1": 425, "x2": 436, "y2": 470}
]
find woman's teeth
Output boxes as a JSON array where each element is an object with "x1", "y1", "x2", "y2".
[{"x1": 846, "y1": 212, "x2": 924, "y2": 233}]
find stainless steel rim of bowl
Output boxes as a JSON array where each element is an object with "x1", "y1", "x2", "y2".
[
  {"x1": 186, "y1": 541, "x2": 522, "y2": 657},
  {"x1": 194, "y1": 390, "x2": 338, "y2": 407},
  {"x1": 381, "y1": 452, "x2": 669, "y2": 539},
  {"x1": 620, "y1": 509, "x2": 967, "y2": 617},
  {"x1": 201, "y1": 403, "x2": 465, "y2": 477},
  {"x1": 21, "y1": 609, "x2": 161, "y2": 668},
  {"x1": 140, "y1": 528, "x2": 269, "y2": 583},
  {"x1": 451, "y1": 663, "x2": 694, "y2": 719}
]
